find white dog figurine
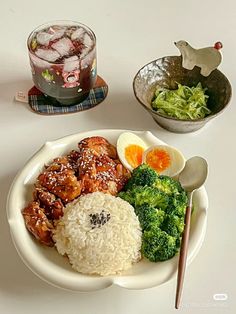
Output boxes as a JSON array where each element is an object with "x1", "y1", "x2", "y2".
[{"x1": 175, "y1": 40, "x2": 222, "y2": 76}]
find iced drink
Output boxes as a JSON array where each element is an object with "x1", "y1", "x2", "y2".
[{"x1": 27, "y1": 21, "x2": 97, "y2": 105}]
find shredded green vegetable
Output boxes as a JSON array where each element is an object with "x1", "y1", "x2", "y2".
[{"x1": 151, "y1": 83, "x2": 211, "y2": 120}]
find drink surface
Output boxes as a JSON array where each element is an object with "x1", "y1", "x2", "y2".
[{"x1": 28, "y1": 23, "x2": 97, "y2": 105}]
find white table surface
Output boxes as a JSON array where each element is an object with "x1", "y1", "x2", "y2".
[{"x1": 0, "y1": 0, "x2": 235, "y2": 313}]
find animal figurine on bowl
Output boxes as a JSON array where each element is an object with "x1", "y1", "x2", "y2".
[{"x1": 174, "y1": 40, "x2": 222, "y2": 77}]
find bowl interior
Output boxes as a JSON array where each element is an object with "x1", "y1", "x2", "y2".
[{"x1": 133, "y1": 56, "x2": 232, "y2": 118}]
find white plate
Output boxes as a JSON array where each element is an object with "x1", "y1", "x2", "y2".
[{"x1": 6, "y1": 129, "x2": 208, "y2": 291}]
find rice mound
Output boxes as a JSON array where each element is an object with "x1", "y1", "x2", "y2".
[{"x1": 53, "y1": 191, "x2": 142, "y2": 276}]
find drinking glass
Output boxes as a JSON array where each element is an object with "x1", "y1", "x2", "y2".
[{"x1": 27, "y1": 20, "x2": 97, "y2": 105}]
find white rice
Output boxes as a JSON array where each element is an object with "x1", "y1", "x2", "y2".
[{"x1": 53, "y1": 192, "x2": 142, "y2": 276}]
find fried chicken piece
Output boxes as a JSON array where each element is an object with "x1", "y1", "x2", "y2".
[
  {"x1": 22, "y1": 201, "x2": 54, "y2": 246},
  {"x1": 33, "y1": 188, "x2": 64, "y2": 220},
  {"x1": 45, "y1": 156, "x2": 73, "y2": 172},
  {"x1": 78, "y1": 136, "x2": 117, "y2": 159},
  {"x1": 78, "y1": 150, "x2": 130, "y2": 195},
  {"x1": 66, "y1": 150, "x2": 80, "y2": 174},
  {"x1": 38, "y1": 156, "x2": 82, "y2": 203},
  {"x1": 115, "y1": 161, "x2": 131, "y2": 190}
]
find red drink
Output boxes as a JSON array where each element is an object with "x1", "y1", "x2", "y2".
[{"x1": 27, "y1": 21, "x2": 97, "y2": 105}]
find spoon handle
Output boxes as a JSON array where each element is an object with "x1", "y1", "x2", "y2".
[{"x1": 175, "y1": 192, "x2": 193, "y2": 309}]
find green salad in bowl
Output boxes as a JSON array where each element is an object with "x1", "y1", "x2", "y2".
[{"x1": 151, "y1": 83, "x2": 211, "y2": 120}]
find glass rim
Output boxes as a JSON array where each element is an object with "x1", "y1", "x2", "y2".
[{"x1": 27, "y1": 20, "x2": 96, "y2": 64}]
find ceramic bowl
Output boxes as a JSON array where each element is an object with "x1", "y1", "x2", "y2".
[
  {"x1": 133, "y1": 56, "x2": 232, "y2": 133},
  {"x1": 7, "y1": 130, "x2": 208, "y2": 291}
]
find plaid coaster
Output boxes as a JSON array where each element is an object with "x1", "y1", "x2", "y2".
[{"x1": 28, "y1": 75, "x2": 108, "y2": 115}]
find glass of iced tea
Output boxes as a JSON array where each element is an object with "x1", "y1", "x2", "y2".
[{"x1": 27, "y1": 21, "x2": 97, "y2": 105}]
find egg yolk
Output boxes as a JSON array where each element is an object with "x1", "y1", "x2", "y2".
[
  {"x1": 125, "y1": 144, "x2": 144, "y2": 168},
  {"x1": 145, "y1": 149, "x2": 171, "y2": 172}
]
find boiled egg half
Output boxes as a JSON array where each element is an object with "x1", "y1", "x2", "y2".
[
  {"x1": 142, "y1": 145, "x2": 185, "y2": 177},
  {"x1": 117, "y1": 132, "x2": 149, "y2": 171}
]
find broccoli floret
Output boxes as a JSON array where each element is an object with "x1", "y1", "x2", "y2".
[
  {"x1": 175, "y1": 237, "x2": 181, "y2": 249},
  {"x1": 142, "y1": 227, "x2": 178, "y2": 261},
  {"x1": 119, "y1": 186, "x2": 169, "y2": 209},
  {"x1": 118, "y1": 190, "x2": 135, "y2": 206},
  {"x1": 153, "y1": 175, "x2": 183, "y2": 195},
  {"x1": 125, "y1": 164, "x2": 158, "y2": 190},
  {"x1": 136, "y1": 204, "x2": 166, "y2": 230},
  {"x1": 166, "y1": 192, "x2": 188, "y2": 216},
  {"x1": 152, "y1": 175, "x2": 188, "y2": 216},
  {"x1": 161, "y1": 214, "x2": 185, "y2": 237}
]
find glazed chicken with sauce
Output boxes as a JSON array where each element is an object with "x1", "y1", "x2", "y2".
[
  {"x1": 77, "y1": 137, "x2": 130, "y2": 195},
  {"x1": 22, "y1": 136, "x2": 131, "y2": 246}
]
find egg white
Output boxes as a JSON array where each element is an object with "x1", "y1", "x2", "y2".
[
  {"x1": 142, "y1": 145, "x2": 185, "y2": 177},
  {"x1": 117, "y1": 132, "x2": 149, "y2": 171}
]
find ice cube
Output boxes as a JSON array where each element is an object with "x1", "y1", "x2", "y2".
[
  {"x1": 71, "y1": 27, "x2": 85, "y2": 40},
  {"x1": 80, "y1": 46, "x2": 90, "y2": 59},
  {"x1": 51, "y1": 38, "x2": 74, "y2": 57},
  {"x1": 35, "y1": 48, "x2": 60, "y2": 62},
  {"x1": 50, "y1": 26, "x2": 66, "y2": 41},
  {"x1": 36, "y1": 32, "x2": 53, "y2": 46},
  {"x1": 63, "y1": 56, "x2": 80, "y2": 72},
  {"x1": 83, "y1": 33, "x2": 93, "y2": 48},
  {"x1": 30, "y1": 53, "x2": 51, "y2": 68}
]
